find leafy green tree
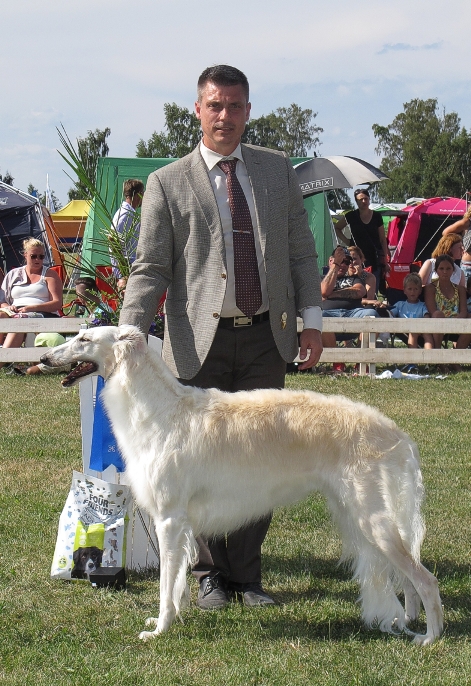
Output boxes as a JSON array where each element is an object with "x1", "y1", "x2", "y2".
[
  {"x1": 0, "y1": 170, "x2": 14, "y2": 185},
  {"x1": 243, "y1": 104, "x2": 322, "y2": 157},
  {"x1": 136, "y1": 104, "x2": 201, "y2": 158},
  {"x1": 137, "y1": 102, "x2": 323, "y2": 159},
  {"x1": 68, "y1": 127, "x2": 111, "y2": 201},
  {"x1": 241, "y1": 113, "x2": 280, "y2": 150},
  {"x1": 27, "y1": 184, "x2": 62, "y2": 210},
  {"x1": 325, "y1": 189, "x2": 354, "y2": 212},
  {"x1": 372, "y1": 99, "x2": 471, "y2": 202}
]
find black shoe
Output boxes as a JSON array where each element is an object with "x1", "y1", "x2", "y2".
[
  {"x1": 197, "y1": 573, "x2": 229, "y2": 610},
  {"x1": 230, "y1": 582, "x2": 275, "y2": 607}
]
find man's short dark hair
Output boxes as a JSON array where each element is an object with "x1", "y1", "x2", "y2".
[
  {"x1": 75, "y1": 277, "x2": 99, "y2": 293},
  {"x1": 197, "y1": 65, "x2": 249, "y2": 102},
  {"x1": 123, "y1": 178, "x2": 144, "y2": 199}
]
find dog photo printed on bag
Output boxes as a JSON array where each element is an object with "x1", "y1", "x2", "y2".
[{"x1": 51, "y1": 471, "x2": 131, "y2": 580}]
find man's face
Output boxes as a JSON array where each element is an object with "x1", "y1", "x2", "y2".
[
  {"x1": 75, "y1": 283, "x2": 99, "y2": 307},
  {"x1": 195, "y1": 81, "x2": 251, "y2": 155},
  {"x1": 330, "y1": 255, "x2": 351, "y2": 276},
  {"x1": 127, "y1": 192, "x2": 143, "y2": 210}
]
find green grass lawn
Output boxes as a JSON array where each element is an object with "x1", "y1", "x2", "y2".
[{"x1": 1, "y1": 372, "x2": 470, "y2": 686}]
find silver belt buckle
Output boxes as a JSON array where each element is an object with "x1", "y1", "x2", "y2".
[{"x1": 234, "y1": 316, "x2": 252, "y2": 327}]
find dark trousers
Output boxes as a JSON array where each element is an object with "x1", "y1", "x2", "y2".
[{"x1": 178, "y1": 319, "x2": 286, "y2": 584}]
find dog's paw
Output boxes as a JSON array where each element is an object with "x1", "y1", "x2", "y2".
[
  {"x1": 139, "y1": 630, "x2": 158, "y2": 641},
  {"x1": 412, "y1": 633, "x2": 437, "y2": 647},
  {"x1": 139, "y1": 617, "x2": 161, "y2": 640}
]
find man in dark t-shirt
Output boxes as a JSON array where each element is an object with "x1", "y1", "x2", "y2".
[{"x1": 321, "y1": 246, "x2": 379, "y2": 350}]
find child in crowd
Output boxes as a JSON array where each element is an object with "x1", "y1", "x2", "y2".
[
  {"x1": 389, "y1": 273, "x2": 434, "y2": 349},
  {"x1": 74, "y1": 277, "x2": 113, "y2": 322},
  {"x1": 423, "y1": 254, "x2": 471, "y2": 350}
]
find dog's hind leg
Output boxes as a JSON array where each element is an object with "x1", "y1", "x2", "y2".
[
  {"x1": 364, "y1": 522, "x2": 443, "y2": 645},
  {"x1": 403, "y1": 577, "x2": 421, "y2": 625},
  {"x1": 350, "y1": 543, "x2": 407, "y2": 635},
  {"x1": 384, "y1": 544, "x2": 443, "y2": 646},
  {"x1": 139, "y1": 514, "x2": 196, "y2": 641}
]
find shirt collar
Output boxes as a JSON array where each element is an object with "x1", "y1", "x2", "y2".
[{"x1": 199, "y1": 141, "x2": 244, "y2": 171}]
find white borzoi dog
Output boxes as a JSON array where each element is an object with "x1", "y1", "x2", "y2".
[{"x1": 42, "y1": 325, "x2": 443, "y2": 645}]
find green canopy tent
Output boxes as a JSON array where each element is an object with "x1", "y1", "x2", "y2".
[{"x1": 82, "y1": 156, "x2": 334, "y2": 274}]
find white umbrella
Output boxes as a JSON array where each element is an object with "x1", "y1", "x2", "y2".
[{"x1": 294, "y1": 156, "x2": 389, "y2": 198}]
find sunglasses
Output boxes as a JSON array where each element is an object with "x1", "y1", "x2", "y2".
[
  {"x1": 341, "y1": 258, "x2": 352, "y2": 265},
  {"x1": 29, "y1": 254, "x2": 45, "y2": 260}
]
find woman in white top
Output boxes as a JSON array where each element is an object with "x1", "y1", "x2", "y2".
[
  {"x1": 418, "y1": 233, "x2": 465, "y2": 287},
  {"x1": 441, "y1": 205, "x2": 471, "y2": 280},
  {"x1": 0, "y1": 238, "x2": 63, "y2": 368}
]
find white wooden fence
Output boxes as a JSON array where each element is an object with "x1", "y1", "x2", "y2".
[
  {"x1": 0, "y1": 318, "x2": 85, "y2": 362},
  {"x1": 3, "y1": 316, "x2": 471, "y2": 374},
  {"x1": 299, "y1": 317, "x2": 471, "y2": 376}
]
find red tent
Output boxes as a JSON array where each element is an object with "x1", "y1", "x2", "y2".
[{"x1": 392, "y1": 197, "x2": 468, "y2": 265}]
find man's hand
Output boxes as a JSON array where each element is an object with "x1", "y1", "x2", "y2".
[
  {"x1": 298, "y1": 328, "x2": 323, "y2": 370},
  {"x1": 331, "y1": 246, "x2": 348, "y2": 267}
]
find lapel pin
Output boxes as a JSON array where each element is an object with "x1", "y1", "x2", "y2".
[{"x1": 281, "y1": 312, "x2": 287, "y2": 330}]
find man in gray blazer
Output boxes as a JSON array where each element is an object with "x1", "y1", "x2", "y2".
[{"x1": 120, "y1": 65, "x2": 323, "y2": 610}]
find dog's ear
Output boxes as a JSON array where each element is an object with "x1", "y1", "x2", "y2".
[{"x1": 113, "y1": 325, "x2": 147, "y2": 366}]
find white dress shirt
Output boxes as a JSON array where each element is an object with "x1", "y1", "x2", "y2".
[
  {"x1": 200, "y1": 141, "x2": 267, "y2": 317},
  {"x1": 199, "y1": 141, "x2": 321, "y2": 330}
]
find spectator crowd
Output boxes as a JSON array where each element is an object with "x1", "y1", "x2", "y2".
[{"x1": 320, "y1": 198, "x2": 471, "y2": 374}]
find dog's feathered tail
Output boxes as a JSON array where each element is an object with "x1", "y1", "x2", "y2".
[{"x1": 334, "y1": 436, "x2": 426, "y2": 633}]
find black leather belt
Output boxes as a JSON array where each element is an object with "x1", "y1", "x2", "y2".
[{"x1": 218, "y1": 311, "x2": 270, "y2": 328}]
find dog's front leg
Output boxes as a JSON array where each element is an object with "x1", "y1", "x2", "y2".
[{"x1": 139, "y1": 514, "x2": 192, "y2": 641}]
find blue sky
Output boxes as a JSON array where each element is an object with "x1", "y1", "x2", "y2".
[{"x1": 1, "y1": 0, "x2": 470, "y2": 206}]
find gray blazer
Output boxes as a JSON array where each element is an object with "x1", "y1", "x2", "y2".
[{"x1": 119, "y1": 144, "x2": 322, "y2": 379}]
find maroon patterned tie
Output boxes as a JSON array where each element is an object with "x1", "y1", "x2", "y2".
[{"x1": 218, "y1": 159, "x2": 262, "y2": 317}]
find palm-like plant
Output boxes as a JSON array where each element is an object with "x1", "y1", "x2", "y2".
[{"x1": 57, "y1": 125, "x2": 164, "y2": 334}]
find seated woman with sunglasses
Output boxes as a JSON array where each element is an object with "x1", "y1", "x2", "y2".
[{"x1": 0, "y1": 238, "x2": 63, "y2": 367}]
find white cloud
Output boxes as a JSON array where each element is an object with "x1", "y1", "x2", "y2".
[{"x1": 378, "y1": 41, "x2": 444, "y2": 55}]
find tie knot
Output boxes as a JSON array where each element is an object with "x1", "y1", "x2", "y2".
[{"x1": 218, "y1": 159, "x2": 237, "y2": 175}]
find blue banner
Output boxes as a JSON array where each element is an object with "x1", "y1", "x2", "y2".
[{"x1": 89, "y1": 376, "x2": 125, "y2": 472}]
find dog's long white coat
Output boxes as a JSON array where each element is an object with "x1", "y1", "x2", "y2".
[{"x1": 44, "y1": 326, "x2": 443, "y2": 644}]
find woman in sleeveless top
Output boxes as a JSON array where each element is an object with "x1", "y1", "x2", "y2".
[
  {"x1": 440, "y1": 204, "x2": 471, "y2": 280},
  {"x1": 424, "y1": 254, "x2": 470, "y2": 351},
  {"x1": 0, "y1": 238, "x2": 63, "y2": 369},
  {"x1": 419, "y1": 233, "x2": 465, "y2": 287}
]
